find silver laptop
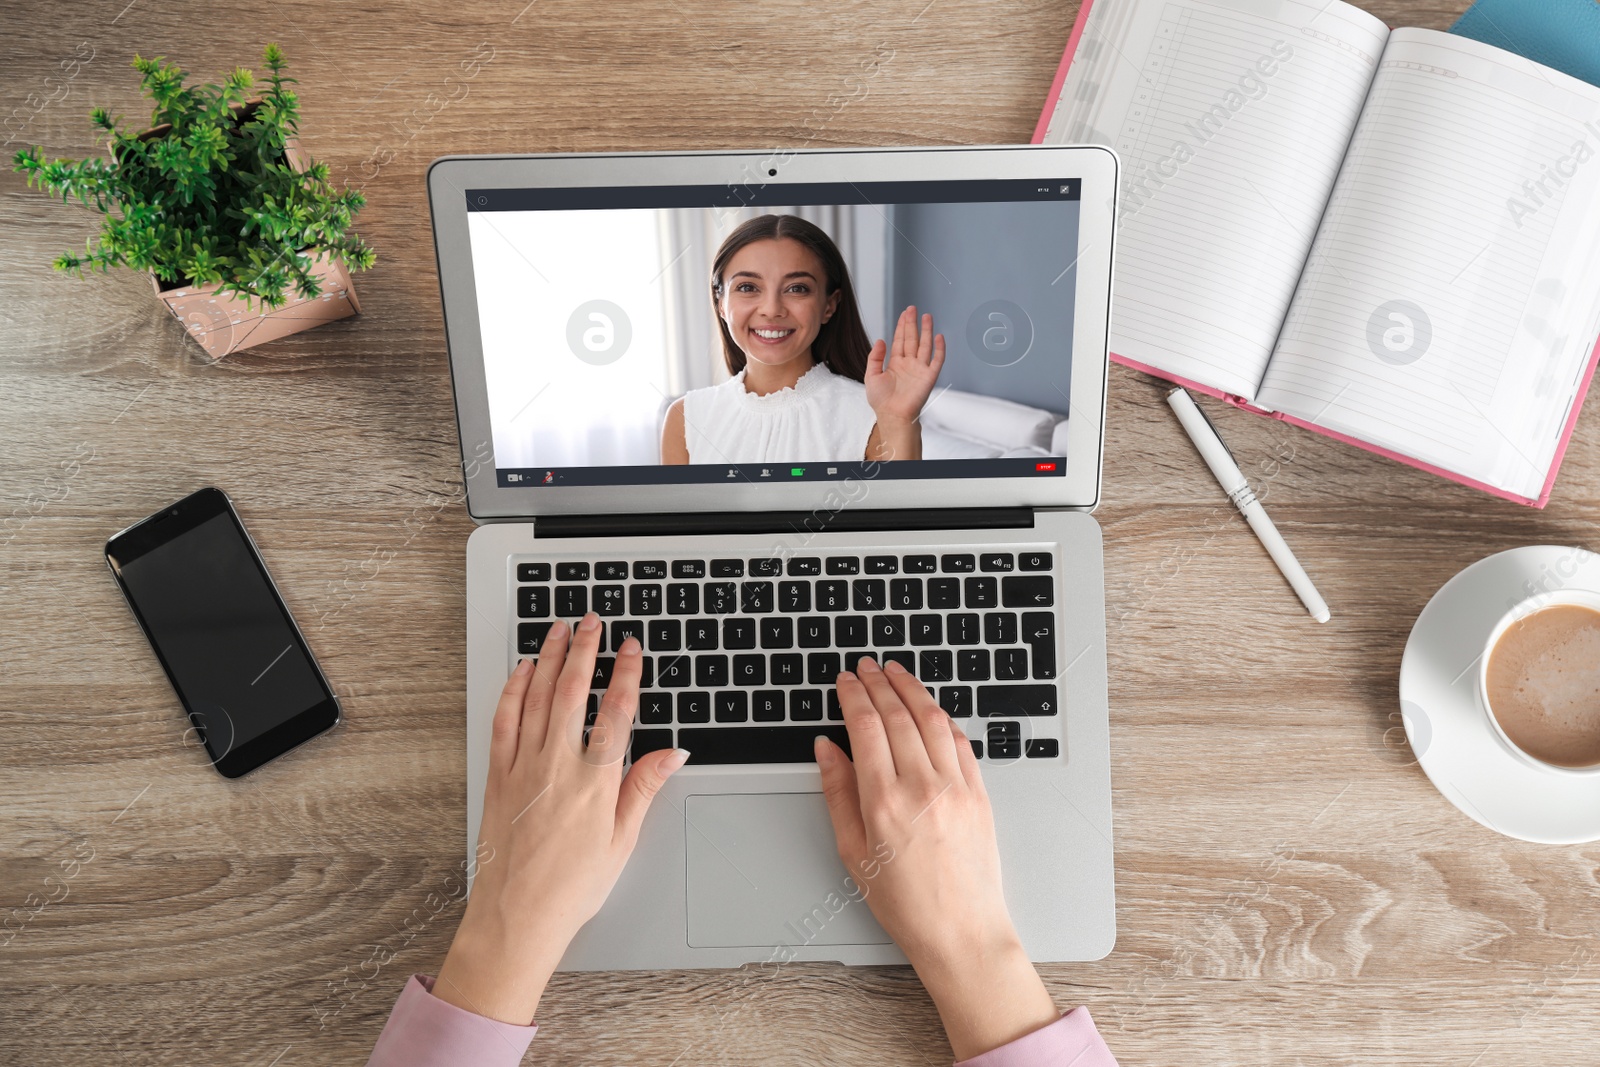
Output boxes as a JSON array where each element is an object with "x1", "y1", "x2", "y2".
[{"x1": 427, "y1": 145, "x2": 1118, "y2": 968}]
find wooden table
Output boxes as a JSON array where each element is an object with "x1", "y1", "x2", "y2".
[{"x1": 5, "y1": 1, "x2": 1597, "y2": 1063}]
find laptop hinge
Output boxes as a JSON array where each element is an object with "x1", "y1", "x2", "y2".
[{"x1": 534, "y1": 507, "x2": 1036, "y2": 539}]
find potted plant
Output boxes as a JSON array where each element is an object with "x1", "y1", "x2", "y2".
[{"x1": 13, "y1": 44, "x2": 375, "y2": 359}]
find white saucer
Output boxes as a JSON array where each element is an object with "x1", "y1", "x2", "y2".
[{"x1": 1398, "y1": 545, "x2": 1600, "y2": 844}]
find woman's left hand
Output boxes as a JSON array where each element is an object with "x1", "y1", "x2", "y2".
[
  {"x1": 865, "y1": 305, "x2": 945, "y2": 430},
  {"x1": 433, "y1": 614, "x2": 688, "y2": 1025}
]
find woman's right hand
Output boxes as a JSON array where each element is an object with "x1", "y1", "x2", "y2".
[{"x1": 814, "y1": 657, "x2": 1061, "y2": 1061}]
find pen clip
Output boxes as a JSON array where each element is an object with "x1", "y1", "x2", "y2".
[{"x1": 1191, "y1": 398, "x2": 1238, "y2": 467}]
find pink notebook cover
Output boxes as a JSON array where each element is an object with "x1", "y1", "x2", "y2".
[{"x1": 1031, "y1": 0, "x2": 1600, "y2": 508}]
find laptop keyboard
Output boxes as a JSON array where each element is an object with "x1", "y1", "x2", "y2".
[{"x1": 512, "y1": 550, "x2": 1063, "y2": 766}]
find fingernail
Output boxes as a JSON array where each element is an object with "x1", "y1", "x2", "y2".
[
  {"x1": 514, "y1": 658, "x2": 533, "y2": 675},
  {"x1": 858, "y1": 657, "x2": 880, "y2": 673},
  {"x1": 661, "y1": 748, "x2": 690, "y2": 773},
  {"x1": 814, "y1": 736, "x2": 835, "y2": 766},
  {"x1": 884, "y1": 659, "x2": 905, "y2": 674},
  {"x1": 549, "y1": 619, "x2": 570, "y2": 639},
  {"x1": 837, "y1": 670, "x2": 855, "y2": 682},
  {"x1": 620, "y1": 636, "x2": 641, "y2": 656},
  {"x1": 578, "y1": 613, "x2": 601, "y2": 632}
]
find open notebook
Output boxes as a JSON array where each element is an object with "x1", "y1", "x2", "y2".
[{"x1": 1035, "y1": 0, "x2": 1600, "y2": 506}]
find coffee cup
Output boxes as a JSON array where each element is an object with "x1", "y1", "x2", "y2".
[{"x1": 1478, "y1": 588, "x2": 1600, "y2": 777}]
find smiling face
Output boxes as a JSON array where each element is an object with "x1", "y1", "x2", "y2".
[{"x1": 717, "y1": 237, "x2": 841, "y2": 372}]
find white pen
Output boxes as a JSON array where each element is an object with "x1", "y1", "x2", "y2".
[{"x1": 1165, "y1": 388, "x2": 1330, "y2": 623}]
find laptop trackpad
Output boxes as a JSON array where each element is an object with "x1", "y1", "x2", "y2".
[{"x1": 684, "y1": 792, "x2": 892, "y2": 949}]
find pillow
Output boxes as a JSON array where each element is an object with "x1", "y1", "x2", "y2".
[
  {"x1": 920, "y1": 387, "x2": 1061, "y2": 452},
  {"x1": 920, "y1": 424, "x2": 1005, "y2": 460}
]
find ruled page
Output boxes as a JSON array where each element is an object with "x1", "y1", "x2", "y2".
[
  {"x1": 1043, "y1": 0, "x2": 1389, "y2": 398},
  {"x1": 1256, "y1": 30, "x2": 1600, "y2": 499}
]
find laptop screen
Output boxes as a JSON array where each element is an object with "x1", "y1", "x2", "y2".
[{"x1": 464, "y1": 178, "x2": 1083, "y2": 489}]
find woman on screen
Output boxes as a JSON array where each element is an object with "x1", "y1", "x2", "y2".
[{"x1": 661, "y1": 214, "x2": 945, "y2": 466}]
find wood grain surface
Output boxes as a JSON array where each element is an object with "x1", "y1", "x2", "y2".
[{"x1": 4, "y1": 0, "x2": 1599, "y2": 1063}]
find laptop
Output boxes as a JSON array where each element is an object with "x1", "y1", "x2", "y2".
[{"x1": 426, "y1": 145, "x2": 1118, "y2": 968}]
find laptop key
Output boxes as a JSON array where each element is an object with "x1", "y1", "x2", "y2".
[
  {"x1": 723, "y1": 618, "x2": 756, "y2": 649},
  {"x1": 667, "y1": 583, "x2": 699, "y2": 614},
  {"x1": 630, "y1": 728, "x2": 674, "y2": 762},
  {"x1": 677, "y1": 724, "x2": 851, "y2": 764},
  {"x1": 733, "y1": 654, "x2": 765, "y2": 686},
  {"x1": 633, "y1": 560, "x2": 668, "y2": 579},
  {"x1": 596, "y1": 561, "x2": 628, "y2": 580},
  {"x1": 797, "y1": 617, "x2": 831, "y2": 647},
  {"x1": 1002, "y1": 575, "x2": 1053, "y2": 608},
  {"x1": 995, "y1": 648, "x2": 1029, "y2": 680},
  {"x1": 760, "y1": 617, "x2": 794, "y2": 648},
  {"x1": 787, "y1": 557, "x2": 822, "y2": 576},
  {"x1": 1019, "y1": 551, "x2": 1053, "y2": 571},
  {"x1": 948, "y1": 612, "x2": 980, "y2": 645},
  {"x1": 778, "y1": 581, "x2": 811, "y2": 613},
  {"x1": 836, "y1": 615, "x2": 868, "y2": 647},
  {"x1": 1025, "y1": 738, "x2": 1060, "y2": 758},
  {"x1": 749, "y1": 557, "x2": 782, "y2": 577},
  {"x1": 872, "y1": 614, "x2": 905, "y2": 646},
  {"x1": 612, "y1": 619, "x2": 645, "y2": 649},
  {"x1": 909, "y1": 614, "x2": 943, "y2": 646},
  {"x1": 957, "y1": 649, "x2": 991, "y2": 681},
  {"x1": 984, "y1": 612, "x2": 1018, "y2": 645},
  {"x1": 816, "y1": 580, "x2": 849, "y2": 611},
  {"x1": 852, "y1": 579, "x2": 886, "y2": 611},
  {"x1": 591, "y1": 657, "x2": 615, "y2": 688},
  {"x1": 987, "y1": 720, "x2": 1021, "y2": 759},
  {"x1": 517, "y1": 586, "x2": 550, "y2": 618},
  {"x1": 970, "y1": 738, "x2": 983, "y2": 758},
  {"x1": 677, "y1": 692, "x2": 711, "y2": 723},
  {"x1": 1022, "y1": 611, "x2": 1057, "y2": 678},
  {"x1": 941, "y1": 553, "x2": 976, "y2": 573},
  {"x1": 882, "y1": 650, "x2": 915, "y2": 672},
  {"x1": 556, "y1": 562, "x2": 589, "y2": 581},
  {"x1": 630, "y1": 584, "x2": 663, "y2": 616},
  {"x1": 715, "y1": 691, "x2": 749, "y2": 722},
  {"x1": 685, "y1": 619, "x2": 718, "y2": 650},
  {"x1": 517, "y1": 562, "x2": 551, "y2": 582},
  {"x1": 517, "y1": 621, "x2": 553, "y2": 654},
  {"x1": 903, "y1": 554, "x2": 937, "y2": 573},
  {"x1": 980, "y1": 553, "x2": 1015, "y2": 572},
  {"x1": 964, "y1": 576, "x2": 998, "y2": 609},
  {"x1": 695, "y1": 654, "x2": 729, "y2": 688},
  {"x1": 771, "y1": 654, "x2": 803, "y2": 685},
  {"x1": 919, "y1": 650, "x2": 954, "y2": 682},
  {"x1": 752, "y1": 690, "x2": 785, "y2": 721},
  {"x1": 977, "y1": 684, "x2": 1058, "y2": 716},
  {"x1": 640, "y1": 693, "x2": 673, "y2": 724},
  {"x1": 827, "y1": 690, "x2": 843, "y2": 720},
  {"x1": 705, "y1": 582, "x2": 737, "y2": 613},
  {"x1": 845, "y1": 650, "x2": 879, "y2": 671},
  {"x1": 711, "y1": 558, "x2": 744, "y2": 577},
  {"x1": 939, "y1": 686, "x2": 974, "y2": 717},
  {"x1": 865, "y1": 555, "x2": 898, "y2": 574},
  {"x1": 791, "y1": 689, "x2": 825, "y2": 720},
  {"x1": 741, "y1": 581, "x2": 774, "y2": 613},
  {"x1": 555, "y1": 585, "x2": 588, "y2": 616},
  {"x1": 594, "y1": 585, "x2": 625, "y2": 616},
  {"x1": 928, "y1": 578, "x2": 960, "y2": 609},
  {"x1": 672, "y1": 559, "x2": 705, "y2": 578},
  {"x1": 826, "y1": 556, "x2": 860, "y2": 575},
  {"x1": 807, "y1": 652, "x2": 842, "y2": 685},
  {"x1": 889, "y1": 578, "x2": 922, "y2": 611},
  {"x1": 658, "y1": 656, "x2": 691, "y2": 687}
]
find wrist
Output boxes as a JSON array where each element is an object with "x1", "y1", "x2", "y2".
[
  {"x1": 911, "y1": 930, "x2": 1059, "y2": 1061},
  {"x1": 433, "y1": 912, "x2": 560, "y2": 1026}
]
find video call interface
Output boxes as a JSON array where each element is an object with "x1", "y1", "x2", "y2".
[{"x1": 465, "y1": 178, "x2": 1083, "y2": 488}]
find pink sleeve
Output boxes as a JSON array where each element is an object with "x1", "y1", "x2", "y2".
[
  {"x1": 366, "y1": 974, "x2": 537, "y2": 1067},
  {"x1": 954, "y1": 1007, "x2": 1119, "y2": 1067}
]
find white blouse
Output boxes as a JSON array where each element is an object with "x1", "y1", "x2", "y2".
[{"x1": 682, "y1": 362, "x2": 878, "y2": 465}]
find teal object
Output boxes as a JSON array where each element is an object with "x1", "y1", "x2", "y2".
[{"x1": 1451, "y1": 0, "x2": 1600, "y2": 89}]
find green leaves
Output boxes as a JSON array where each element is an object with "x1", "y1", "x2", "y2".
[{"x1": 11, "y1": 43, "x2": 373, "y2": 309}]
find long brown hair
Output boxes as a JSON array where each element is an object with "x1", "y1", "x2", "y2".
[{"x1": 710, "y1": 214, "x2": 871, "y2": 382}]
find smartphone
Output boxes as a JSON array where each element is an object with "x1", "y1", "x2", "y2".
[{"x1": 105, "y1": 487, "x2": 339, "y2": 778}]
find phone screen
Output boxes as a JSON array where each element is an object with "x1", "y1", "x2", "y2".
[{"x1": 106, "y1": 488, "x2": 338, "y2": 777}]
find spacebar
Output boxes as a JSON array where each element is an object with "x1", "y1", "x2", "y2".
[{"x1": 677, "y1": 726, "x2": 852, "y2": 765}]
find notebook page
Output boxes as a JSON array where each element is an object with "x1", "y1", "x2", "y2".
[
  {"x1": 1257, "y1": 29, "x2": 1600, "y2": 499},
  {"x1": 1042, "y1": 0, "x2": 1389, "y2": 398}
]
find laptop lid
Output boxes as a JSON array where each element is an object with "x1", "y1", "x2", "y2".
[{"x1": 426, "y1": 145, "x2": 1117, "y2": 522}]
